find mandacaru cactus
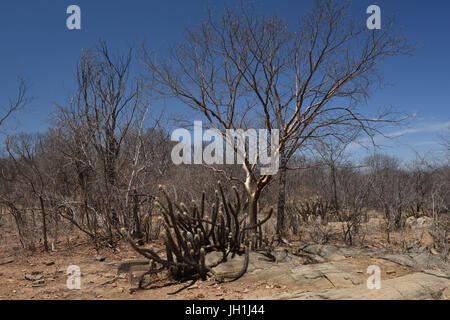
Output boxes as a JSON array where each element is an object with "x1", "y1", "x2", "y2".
[{"x1": 122, "y1": 182, "x2": 273, "y2": 290}]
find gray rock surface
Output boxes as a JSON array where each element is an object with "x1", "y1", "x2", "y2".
[
  {"x1": 257, "y1": 271, "x2": 449, "y2": 300},
  {"x1": 380, "y1": 251, "x2": 448, "y2": 271},
  {"x1": 300, "y1": 244, "x2": 346, "y2": 261},
  {"x1": 210, "y1": 250, "x2": 362, "y2": 288}
]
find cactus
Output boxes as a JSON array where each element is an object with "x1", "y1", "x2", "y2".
[{"x1": 123, "y1": 183, "x2": 273, "y2": 290}]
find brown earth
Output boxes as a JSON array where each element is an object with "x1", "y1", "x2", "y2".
[{"x1": 0, "y1": 213, "x2": 448, "y2": 300}]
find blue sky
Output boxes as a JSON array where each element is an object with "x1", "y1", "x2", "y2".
[{"x1": 0, "y1": 0, "x2": 449, "y2": 162}]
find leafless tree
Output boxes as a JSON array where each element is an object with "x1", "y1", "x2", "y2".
[
  {"x1": 142, "y1": 0, "x2": 411, "y2": 236},
  {"x1": 311, "y1": 131, "x2": 359, "y2": 214},
  {"x1": 53, "y1": 41, "x2": 153, "y2": 246},
  {"x1": 365, "y1": 154, "x2": 411, "y2": 242},
  {"x1": 0, "y1": 77, "x2": 30, "y2": 130},
  {"x1": 5, "y1": 133, "x2": 52, "y2": 251}
]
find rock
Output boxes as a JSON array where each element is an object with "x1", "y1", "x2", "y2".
[
  {"x1": 258, "y1": 272, "x2": 450, "y2": 300},
  {"x1": 406, "y1": 216, "x2": 433, "y2": 230},
  {"x1": 271, "y1": 249, "x2": 291, "y2": 262},
  {"x1": 324, "y1": 272, "x2": 363, "y2": 287},
  {"x1": 32, "y1": 279, "x2": 45, "y2": 287},
  {"x1": 24, "y1": 274, "x2": 43, "y2": 281},
  {"x1": 205, "y1": 251, "x2": 224, "y2": 267},
  {"x1": 95, "y1": 255, "x2": 106, "y2": 262},
  {"x1": 421, "y1": 269, "x2": 450, "y2": 279},
  {"x1": 441, "y1": 287, "x2": 450, "y2": 300},
  {"x1": 416, "y1": 217, "x2": 433, "y2": 229},
  {"x1": 381, "y1": 251, "x2": 448, "y2": 271},
  {"x1": 411, "y1": 251, "x2": 447, "y2": 270},
  {"x1": 381, "y1": 254, "x2": 416, "y2": 268},
  {"x1": 44, "y1": 261, "x2": 55, "y2": 266},
  {"x1": 405, "y1": 216, "x2": 416, "y2": 228},
  {"x1": 211, "y1": 252, "x2": 298, "y2": 277},
  {"x1": 292, "y1": 249, "x2": 326, "y2": 263},
  {"x1": 301, "y1": 244, "x2": 345, "y2": 261}
]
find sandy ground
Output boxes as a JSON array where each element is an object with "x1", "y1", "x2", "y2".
[
  {"x1": 0, "y1": 239, "x2": 417, "y2": 300},
  {"x1": 0, "y1": 211, "x2": 443, "y2": 300}
]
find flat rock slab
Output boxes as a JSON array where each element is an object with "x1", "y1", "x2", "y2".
[
  {"x1": 211, "y1": 251, "x2": 363, "y2": 289},
  {"x1": 301, "y1": 245, "x2": 346, "y2": 261},
  {"x1": 257, "y1": 271, "x2": 450, "y2": 300},
  {"x1": 297, "y1": 244, "x2": 386, "y2": 261},
  {"x1": 211, "y1": 251, "x2": 304, "y2": 276},
  {"x1": 380, "y1": 252, "x2": 448, "y2": 271}
]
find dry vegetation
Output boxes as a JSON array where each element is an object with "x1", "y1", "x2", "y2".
[{"x1": 0, "y1": 0, "x2": 448, "y2": 300}]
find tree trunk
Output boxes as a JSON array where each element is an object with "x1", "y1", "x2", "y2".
[
  {"x1": 331, "y1": 164, "x2": 339, "y2": 212},
  {"x1": 39, "y1": 195, "x2": 49, "y2": 251},
  {"x1": 276, "y1": 164, "x2": 287, "y2": 238},
  {"x1": 249, "y1": 191, "x2": 260, "y2": 232},
  {"x1": 132, "y1": 190, "x2": 143, "y2": 243}
]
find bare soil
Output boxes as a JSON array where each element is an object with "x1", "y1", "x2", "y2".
[{"x1": 0, "y1": 213, "x2": 445, "y2": 300}]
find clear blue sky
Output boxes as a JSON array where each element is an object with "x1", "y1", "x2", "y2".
[{"x1": 1, "y1": 0, "x2": 449, "y2": 161}]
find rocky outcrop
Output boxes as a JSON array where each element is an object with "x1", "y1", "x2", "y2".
[
  {"x1": 380, "y1": 251, "x2": 448, "y2": 271},
  {"x1": 257, "y1": 271, "x2": 449, "y2": 300}
]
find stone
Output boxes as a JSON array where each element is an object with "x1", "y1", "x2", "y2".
[
  {"x1": 95, "y1": 255, "x2": 106, "y2": 262},
  {"x1": 440, "y1": 287, "x2": 450, "y2": 300},
  {"x1": 24, "y1": 274, "x2": 43, "y2": 281},
  {"x1": 205, "y1": 251, "x2": 224, "y2": 267},
  {"x1": 416, "y1": 217, "x2": 433, "y2": 229},
  {"x1": 406, "y1": 216, "x2": 433, "y2": 230},
  {"x1": 32, "y1": 279, "x2": 45, "y2": 287},
  {"x1": 301, "y1": 244, "x2": 346, "y2": 261},
  {"x1": 405, "y1": 216, "x2": 416, "y2": 228},
  {"x1": 381, "y1": 254, "x2": 416, "y2": 268},
  {"x1": 421, "y1": 269, "x2": 450, "y2": 279},
  {"x1": 381, "y1": 251, "x2": 448, "y2": 271},
  {"x1": 258, "y1": 272, "x2": 450, "y2": 300}
]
